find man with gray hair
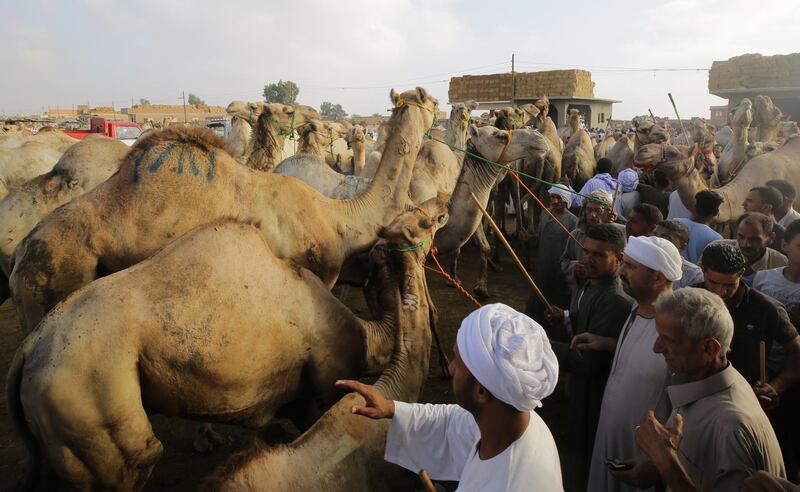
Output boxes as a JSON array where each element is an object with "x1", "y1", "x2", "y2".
[{"x1": 614, "y1": 287, "x2": 786, "y2": 491}]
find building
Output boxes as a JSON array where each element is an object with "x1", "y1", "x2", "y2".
[
  {"x1": 709, "y1": 105, "x2": 729, "y2": 125},
  {"x1": 123, "y1": 104, "x2": 228, "y2": 124},
  {"x1": 448, "y1": 69, "x2": 620, "y2": 128},
  {"x1": 709, "y1": 52, "x2": 800, "y2": 120}
]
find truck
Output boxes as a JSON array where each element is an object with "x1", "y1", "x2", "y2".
[{"x1": 64, "y1": 117, "x2": 143, "y2": 146}]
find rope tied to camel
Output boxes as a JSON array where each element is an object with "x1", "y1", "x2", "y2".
[{"x1": 391, "y1": 236, "x2": 429, "y2": 253}]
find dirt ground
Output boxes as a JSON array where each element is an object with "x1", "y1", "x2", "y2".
[{"x1": 0, "y1": 240, "x2": 568, "y2": 491}]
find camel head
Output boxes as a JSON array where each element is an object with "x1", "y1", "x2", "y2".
[
  {"x1": 450, "y1": 100, "x2": 478, "y2": 134},
  {"x1": 493, "y1": 107, "x2": 525, "y2": 130},
  {"x1": 377, "y1": 194, "x2": 449, "y2": 254},
  {"x1": 226, "y1": 100, "x2": 266, "y2": 126},
  {"x1": 389, "y1": 87, "x2": 439, "y2": 129},
  {"x1": 754, "y1": 95, "x2": 783, "y2": 127},
  {"x1": 780, "y1": 121, "x2": 799, "y2": 140},
  {"x1": 690, "y1": 117, "x2": 715, "y2": 145},
  {"x1": 567, "y1": 108, "x2": 582, "y2": 128},
  {"x1": 633, "y1": 143, "x2": 694, "y2": 183},
  {"x1": 468, "y1": 124, "x2": 549, "y2": 164},
  {"x1": 345, "y1": 125, "x2": 366, "y2": 148},
  {"x1": 535, "y1": 95, "x2": 550, "y2": 116},
  {"x1": 745, "y1": 141, "x2": 779, "y2": 158},
  {"x1": 731, "y1": 98, "x2": 753, "y2": 128}
]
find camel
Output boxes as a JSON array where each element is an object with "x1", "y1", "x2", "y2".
[
  {"x1": 633, "y1": 136, "x2": 800, "y2": 223},
  {"x1": 7, "y1": 199, "x2": 444, "y2": 490},
  {"x1": 0, "y1": 126, "x2": 78, "y2": 152},
  {"x1": 346, "y1": 124, "x2": 369, "y2": 175},
  {"x1": 226, "y1": 116, "x2": 251, "y2": 163},
  {"x1": 226, "y1": 101, "x2": 319, "y2": 171},
  {"x1": 360, "y1": 120, "x2": 391, "y2": 178},
  {"x1": 753, "y1": 95, "x2": 783, "y2": 143},
  {"x1": 608, "y1": 118, "x2": 669, "y2": 176},
  {"x1": 716, "y1": 98, "x2": 752, "y2": 185},
  {"x1": 0, "y1": 135, "x2": 129, "y2": 281},
  {"x1": 779, "y1": 121, "x2": 799, "y2": 141},
  {"x1": 594, "y1": 131, "x2": 616, "y2": 161},
  {"x1": 562, "y1": 108, "x2": 596, "y2": 189},
  {"x1": 439, "y1": 126, "x2": 550, "y2": 298},
  {"x1": 0, "y1": 142, "x2": 65, "y2": 198},
  {"x1": 203, "y1": 231, "x2": 432, "y2": 492},
  {"x1": 10, "y1": 87, "x2": 438, "y2": 332}
]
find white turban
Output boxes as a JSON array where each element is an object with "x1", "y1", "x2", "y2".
[
  {"x1": 548, "y1": 184, "x2": 572, "y2": 204},
  {"x1": 618, "y1": 169, "x2": 639, "y2": 193},
  {"x1": 584, "y1": 189, "x2": 612, "y2": 207},
  {"x1": 624, "y1": 236, "x2": 683, "y2": 281},
  {"x1": 456, "y1": 303, "x2": 559, "y2": 411}
]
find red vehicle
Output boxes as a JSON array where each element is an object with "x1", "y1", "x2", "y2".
[{"x1": 64, "y1": 117, "x2": 143, "y2": 146}]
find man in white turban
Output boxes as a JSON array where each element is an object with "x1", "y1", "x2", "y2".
[
  {"x1": 337, "y1": 304, "x2": 563, "y2": 492},
  {"x1": 572, "y1": 236, "x2": 682, "y2": 492},
  {"x1": 615, "y1": 169, "x2": 641, "y2": 221}
]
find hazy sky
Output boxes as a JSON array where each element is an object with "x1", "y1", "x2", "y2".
[{"x1": 1, "y1": 0, "x2": 797, "y2": 120}]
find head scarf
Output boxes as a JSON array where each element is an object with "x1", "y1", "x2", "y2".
[
  {"x1": 618, "y1": 169, "x2": 639, "y2": 193},
  {"x1": 548, "y1": 184, "x2": 572, "y2": 204},
  {"x1": 456, "y1": 304, "x2": 559, "y2": 411},
  {"x1": 624, "y1": 235, "x2": 683, "y2": 281},
  {"x1": 584, "y1": 189, "x2": 612, "y2": 207}
]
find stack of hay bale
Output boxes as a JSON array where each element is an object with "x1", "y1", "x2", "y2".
[
  {"x1": 449, "y1": 70, "x2": 595, "y2": 102},
  {"x1": 709, "y1": 53, "x2": 800, "y2": 91}
]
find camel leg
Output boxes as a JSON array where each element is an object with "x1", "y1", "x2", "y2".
[
  {"x1": 473, "y1": 227, "x2": 494, "y2": 299},
  {"x1": 511, "y1": 174, "x2": 524, "y2": 239},
  {"x1": 448, "y1": 247, "x2": 462, "y2": 286},
  {"x1": 492, "y1": 180, "x2": 508, "y2": 264}
]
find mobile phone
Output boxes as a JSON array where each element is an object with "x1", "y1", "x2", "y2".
[
  {"x1": 758, "y1": 395, "x2": 773, "y2": 403},
  {"x1": 605, "y1": 459, "x2": 632, "y2": 471}
]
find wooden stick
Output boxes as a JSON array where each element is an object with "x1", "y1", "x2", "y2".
[
  {"x1": 610, "y1": 184, "x2": 621, "y2": 214},
  {"x1": 470, "y1": 192, "x2": 552, "y2": 310},
  {"x1": 419, "y1": 470, "x2": 436, "y2": 492},
  {"x1": 759, "y1": 340, "x2": 767, "y2": 385},
  {"x1": 668, "y1": 93, "x2": 689, "y2": 143}
]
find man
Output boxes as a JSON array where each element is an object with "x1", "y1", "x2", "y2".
[
  {"x1": 579, "y1": 236, "x2": 682, "y2": 492},
  {"x1": 526, "y1": 184, "x2": 579, "y2": 325},
  {"x1": 696, "y1": 241, "x2": 800, "y2": 410},
  {"x1": 736, "y1": 212, "x2": 788, "y2": 283},
  {"x1": 624, "y1": 203, "x2": 663, "y2": 238},
  {"x1": 614, "y1": 288, "x2": 785, "y2": 491},
  {"x1": 561, "y1": 190, "x2": 621, "y2": 293},
  {"x1": 654, "y1": 219, "x2": 703, "y2": 289},
  {"x1": 674, "y1": 189, "x2": 723, "y2": 263},
  {"x1": 766, "y1": 179, "x2": 800, "y2": 228},
  {"x1": 546, "y1": 224, "x2": 634, "y2": 491},
  {"x1": 571, "y1": 158, "x2": 618, "y2": 208},
  {"x1": 336, "y1": 304, "x2": 563, "y2": 492},
  {"x1": 753, "y1": 220, "x2": 800, "y2": 481},
  {"x1": 743, "y1": 186, "x2": 786, "y2": 251},
  {"x1": 615, "y1": 169, "x2": 640, "y2": 221}
]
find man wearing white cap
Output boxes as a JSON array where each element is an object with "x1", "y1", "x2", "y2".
[
  {"x1": 574, "y1": 236, "x2": 682, "y2": 492},
  {"x1": 337, "y1": 304, "x2": 563, "y2": 492},
  {"x1": 615, "y1": 169, "x2": 640, "y2": 222}
]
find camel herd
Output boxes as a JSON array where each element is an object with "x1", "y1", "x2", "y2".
[{"x1": 0, "y1": 87, "x2": 798, "y2": 490}]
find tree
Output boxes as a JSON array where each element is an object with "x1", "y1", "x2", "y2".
[
  {"x1": 263, "y1": 80, "x2": 299, "y2": 104},
  {"x1": 320, "y1": 101, "x2": 347, "y2": 119},
  {"x1": 139, "y1": 98, "x2": 151, "y2": 106},
  {"x1": 187, "y1": 93, "x2": 205, "y2": 105}
]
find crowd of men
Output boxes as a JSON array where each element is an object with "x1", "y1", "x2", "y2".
[{"x1": 338, "y1": 171, "x2": 800, "y2": 491}]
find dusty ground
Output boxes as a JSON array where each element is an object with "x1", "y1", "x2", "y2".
[{"x1": 0, "y1": 240, "x2": 568, "y2": 491}]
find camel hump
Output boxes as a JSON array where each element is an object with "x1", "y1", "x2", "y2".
[
  {"x1": 132, "y1": 125, "x2": 227, "y2": 154},
  {"x1": 125, "y1": 126, "x2": 228, "y2": 183}
]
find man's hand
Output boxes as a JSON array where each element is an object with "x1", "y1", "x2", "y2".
[
  {"x1": 335, "y1": 380, "x2": 395, "y2": 419},
  {"x1": 753, "y1": 382, "x2": 780, "y2": 411},
  {"x1": 605, "y1": 208, "x2": 618, "y2": 224},
  {"x1": 573, "y1": 263, "x2": 586, "y2": 279},
  {"x1": 743, "y1": 470, "x2": 800, "y2": 492},
  {"x1": 571, "y1": 333, "x2": 617, "y2": 355},
  {"x1": 610, "y1": 457, "x2": 660, "y2": 489},
  {"x1": 635, "y1": 411, "x2": 684, "y2": 464},
  {"x1": 545, "y1": 305, "x2": 565, "y2": 326}
]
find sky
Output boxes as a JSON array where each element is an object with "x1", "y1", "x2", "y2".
[{"x1": 1, "y1": 0, "x2": 797, "y2": 120}]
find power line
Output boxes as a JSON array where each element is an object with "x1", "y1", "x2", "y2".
[{"x1": 515, "y1": 59, "x2": 708, "y2": 72}]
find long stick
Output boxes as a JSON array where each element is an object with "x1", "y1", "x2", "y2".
[
  {"x1": 470, "y1": 192, "x2": 552, "y2": 310},
  {"x1": 667, "y1": 93, "x2": 689, "y2": 142},
  {"x1": 419, "y1": 470, "x2": 436, "y2": 492},
  {"x1": 759, "y1": 340, "x2": 766, "y2": 385}
]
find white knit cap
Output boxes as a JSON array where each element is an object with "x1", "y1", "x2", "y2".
[
  {"x1": 548, "y1": 184, "x2": 573, "y2": 204},
  {"x1": 618, "y1": 169, "x2": 639, "y2": 193},
  {"x1": 456, "y1": 304, "x2": 559, "y2": 411}
]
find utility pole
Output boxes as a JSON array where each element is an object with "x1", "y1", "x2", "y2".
[
  {"x1": 131, "y1": 96, "x2": 134, "y2": 108},
  {"x1": 511, "y1": 53, "x2": 516, "y2": 106},
  {"x1": 182, "y1": 91, "x2": 187, "y2": 124}
]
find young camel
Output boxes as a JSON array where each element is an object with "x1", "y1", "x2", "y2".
[
  {"x1": 203, "y1": 229, "x2": 433, "y2": 492},
  {"x1": 10, "y1": 87, "x2": 437, "y2": 332},
  {"x1": 7, "y1": 199, "x2": 445, "y2": 490}
]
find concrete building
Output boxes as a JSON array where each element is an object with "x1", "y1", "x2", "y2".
[
  {"x1": 709, "y1": 105, "x2": 729, "y2": 125},
  {"x1": 709, "y1": 53, "x2": 800, "y2": 120},
  {"x1": 448, "y1": 70, "x2": 620, "y2": 128}
]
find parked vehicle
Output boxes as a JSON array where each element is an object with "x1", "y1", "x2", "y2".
[{"x1": 64, "y1": 117, "x2": 142, "y2": 146}]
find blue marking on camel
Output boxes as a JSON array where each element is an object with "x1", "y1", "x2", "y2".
[{"x1": 133, "y1": 143, "x2": 217, "y2": 182}]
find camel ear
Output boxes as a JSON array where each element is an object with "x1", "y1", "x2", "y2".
[
  {"x1": 415, "y1": 87, "x2": 428, "y2": 103},
  {"x1": 466, "y1": 100, "x2": 478, "y2": 111},
  {"x1": 390, "y1": 89, "x2": 400, "y2": 106}
]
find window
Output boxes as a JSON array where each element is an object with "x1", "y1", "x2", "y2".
[{"x1": 599, "y1": 112, "x2": 605, "y2": 123}]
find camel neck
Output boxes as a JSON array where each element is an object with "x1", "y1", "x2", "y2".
[
  {"x1": 445, "y1": 118, "x2": 468, "y2": 166},
  {"x1": 246, "y1": 121, "x2": 287, "y2": 172}
]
